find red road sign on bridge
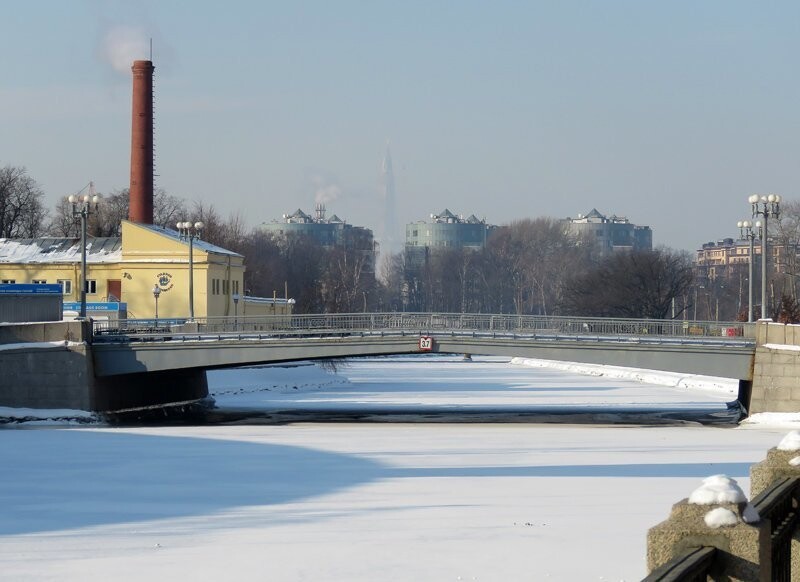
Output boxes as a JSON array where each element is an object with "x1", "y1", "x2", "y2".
[{"x1": 419, "y1": 336, "x2": 433, "y2": 351}]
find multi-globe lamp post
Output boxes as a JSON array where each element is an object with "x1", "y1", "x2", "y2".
[
  {"x1": 68, "y1": 183, "x2": 101, "y2": 320},
  {"x1": 737, "y1": 219, "x2": 761, "y2": 323},
  {"x1": 749, "y1": 194, "x2": 781, "y2": 320},
  {"x1": 177, "y1": 221, "x2": 204, "y2": 321}
]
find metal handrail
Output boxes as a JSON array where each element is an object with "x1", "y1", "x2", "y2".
[
  {"x1": 642, "y1": 546, "x2": 717, "y2": 581},
  {"x1": 92, "y1": 312, "x2": 755, "y2": 342},
  {"x1": 94, "y1": 313, "x2": 754, "y2": 346},
  {"x1": 752, "y1": 476, "x2": 800, "y2": 581}
]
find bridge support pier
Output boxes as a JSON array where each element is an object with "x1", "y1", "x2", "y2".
[{"x1": 750, "y1": 322, "x2": 800, "y2": 414}]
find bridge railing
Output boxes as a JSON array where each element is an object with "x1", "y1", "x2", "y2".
[{"x1": 92, "y1": 312, "x2": 754, "y2": 341}]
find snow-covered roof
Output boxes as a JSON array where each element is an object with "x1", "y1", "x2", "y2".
[
  {"x1": 0, "y1": 223, "x2": 242, "y2": 264},
  {"x1": 137, "y1": 223, "x2": 243, "y2": 257},
  {"x1": 0, "y1": 237, "x2": 122, "y2": 264}
]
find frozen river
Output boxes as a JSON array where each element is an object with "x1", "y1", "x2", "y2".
[
  {"x1": 206, "y1": 355, "x2": 742, "y2": 425},
  {"x1": 0, "y1": 356, "x2": 791, "y2": 580}
]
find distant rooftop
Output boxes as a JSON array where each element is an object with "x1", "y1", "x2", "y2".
[{"x1": 410, "y1": 209, "x2": 489, "y2": 225}]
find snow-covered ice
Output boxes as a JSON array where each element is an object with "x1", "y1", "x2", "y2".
[{"x1": 0, "y1": 355, "x2": 795, "y2": 581}]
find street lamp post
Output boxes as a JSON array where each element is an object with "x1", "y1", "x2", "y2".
[
  {"x1": 177, "y1": 221, "x2": 204, "y2": 321},
  {"x1": 68, "y1": 182, "x2": 101, "y2": 320},
  {"x1": 749, "y1": 194, "x2": 781, "y2": 319},
  {"x1": 152, "y1": 284, "x2": 161, "y2": 324},
  {"x1": 738, "y1": 220, "x2": 761, "y2": 322},
  {"x1": 232, "y1": 293, "x2": 239, "y2": 329}
]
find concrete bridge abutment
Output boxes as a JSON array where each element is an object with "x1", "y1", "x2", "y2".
[
  {"x1": 0, "y1": 321, "x2": 208, "y2": 413},
  {"x1": 749, "y1": 321, "x2": 800, "y2": 414}
]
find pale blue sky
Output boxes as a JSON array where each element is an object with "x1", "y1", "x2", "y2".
[{"x1": 2, "y1": 1, "x2": 799, "y2": 250}]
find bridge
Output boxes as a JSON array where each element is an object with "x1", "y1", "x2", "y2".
[
  {"x1": 1, "y1": 313, "x2": 776, "y2": 413},
  {"x1": 91, "y1": 313, "x2": 755, "y2": 380}
]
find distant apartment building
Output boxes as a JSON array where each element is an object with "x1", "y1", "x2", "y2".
[
  {"x1": 405, "y1": 209, "x2": 496, "y2": 265},
  {"x1": 695, "y1": 235, "x2": 800, "y2": 278},
  {"x1": 564, "y1": 208, "x2": 652, "y2": 257},
  {"x1": 695, "y1": 238, "x2": 754, "y2": 281},
  {"x1": 259, "y1": 205, "x2": 376, "y2": 271}
]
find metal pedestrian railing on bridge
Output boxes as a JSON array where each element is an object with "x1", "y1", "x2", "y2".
[{"x1": 91, "y1": 312, "x2": 755, "y2": 345}]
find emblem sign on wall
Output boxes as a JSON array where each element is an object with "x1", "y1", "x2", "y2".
[{"x1": 157, "y1": 272, "x2": 174, "y2": 292}]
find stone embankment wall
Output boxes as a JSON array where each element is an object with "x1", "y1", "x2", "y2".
[
  {"x1": 750, "y1": 321, "x2": 800, "y2": 414},
  {"x1": 0, "y1": 321, "x2": 95, "y2": 410}
]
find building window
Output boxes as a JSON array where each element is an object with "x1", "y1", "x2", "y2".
[
  {"x1": 1, "y1": 279, "x2": 15, "y2": 284},
  {"x1": 223, "y1": 280, "x2": 229, "y2": 295},
  {"x1": 213, "y1": 279, "x2": 220, "y2": 295},
  {"x1": 32, "y1": 279, "x2": 47, "y2": 284},
  {"x1": 58, "y1": 279, "x2": 72, "y2": 295},
  {"x1": 85, "y1": 280, "x2": 97, "y2": 294}
]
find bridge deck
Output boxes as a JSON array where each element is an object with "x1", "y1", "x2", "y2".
[{"x1": 91, "y1": 314, "x2": 756, "y2": 380}]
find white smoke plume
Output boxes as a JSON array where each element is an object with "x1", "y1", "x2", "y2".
[
  {"x1": 311, "y1": 174, "x2": 342, "y2": 206},
  {"x1": 101, "y1": 25, "x2": 150, "y2": 73},
  {"x1": 314, "y1": 184, "x2": 342, "y2": 205}
]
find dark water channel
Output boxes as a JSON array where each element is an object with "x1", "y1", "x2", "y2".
[{"x1": 99, "y1": 397, "x2": 745, "y2": 427}]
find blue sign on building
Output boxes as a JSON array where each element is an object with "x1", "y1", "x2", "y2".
[
  {"x1": 0, "y1": 283, "x2": 63, "y2": 295},
  {"x1": 63, "y1": 302, "x2": 127, "y2": 312}
]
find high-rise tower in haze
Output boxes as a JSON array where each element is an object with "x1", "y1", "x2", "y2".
[{"x1": 380, "y1": 143, "x2": 400, "y2": 255}]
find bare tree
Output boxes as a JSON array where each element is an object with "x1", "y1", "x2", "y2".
[
  {"x1": 320, "y1": 247, "x2": 374, "y2": 312},
  {"x1": 376, "y1": 251, "x2": 406, "y2": 311},
  {"x1": 69, "y1": 188, "x2": 189, "y2": 237},
  {"x1": 773, "y1": 199, "x2": 800, "y2": 300},
  {"x1": 483, "y1": 218, "x2": 590, "y2": 315},
  {"x1": 46, "y1": 197, "x2": 78, "y2": 237},
  {"x1": 0, "y1": 165, "x2": 47, "y2": 237},
  {"x1": 154, "y1": 189, "x2": 187, "y2": 231},
  {"x1": 561, "y1": 248, "x2": 695, "y2": 319}
]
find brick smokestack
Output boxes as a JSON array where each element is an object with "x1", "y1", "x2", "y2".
[{"x1": 129, "y1": 60, "x2": 154, "y2": 224}]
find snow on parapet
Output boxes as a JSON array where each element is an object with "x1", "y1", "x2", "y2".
[
  {"x1": 763, "y1": 343, "x2": 800, "y2": 352},
  {"x1": 704, "y1": 507, "x2": 738, "y2": 528},
  {"x1": 688, "y1": 475, "x2": 747, "y2": 505},
  {"x1": 690, "y1": 475, "x2": 760, "y2": 526},
  {"x1": 778, "y1": 431, "x2": 800, "y2": 451}
]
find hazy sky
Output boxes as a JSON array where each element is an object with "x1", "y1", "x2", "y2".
[{"x1": 2, "y1": 1, "x2": 799, "y2": 251}]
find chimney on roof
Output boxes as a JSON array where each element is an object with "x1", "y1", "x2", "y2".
[{"x1": 129, "y1": 60, "x2": 154, "y2": 224}]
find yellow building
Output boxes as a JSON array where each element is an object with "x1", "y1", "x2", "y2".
[{"x1": 0, "y1": 220, "x2": 292, "y2": 320}]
